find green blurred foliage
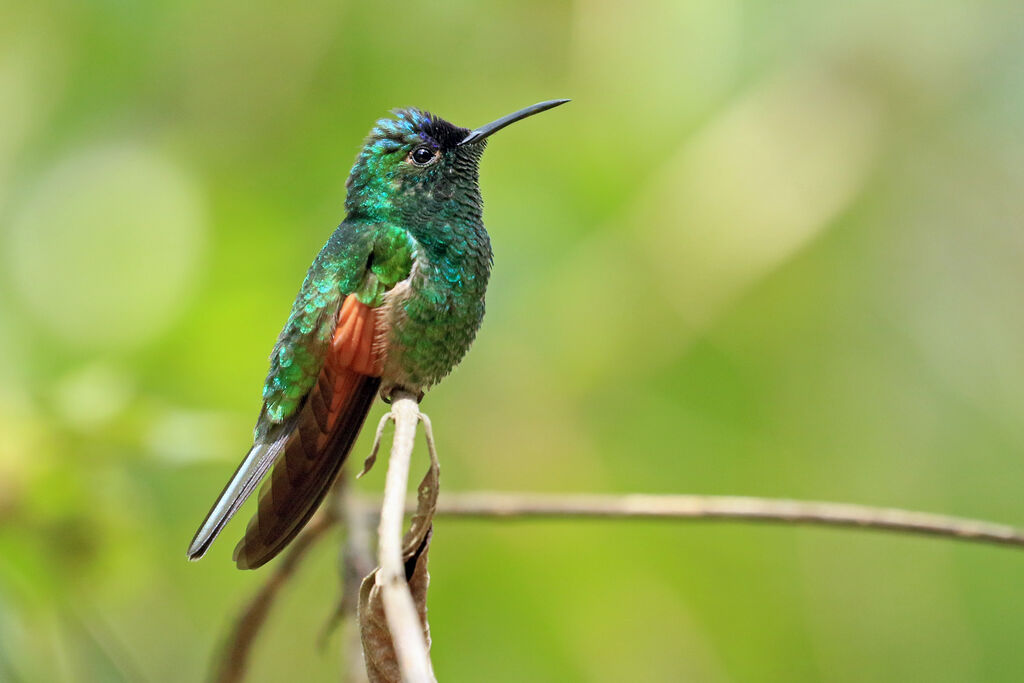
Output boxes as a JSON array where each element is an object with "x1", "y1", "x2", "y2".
[{"x1": 2, "y1": 0, "x2": 1024, "y2": 680}]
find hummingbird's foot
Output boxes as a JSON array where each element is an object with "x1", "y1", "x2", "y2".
[
  {"x1": 357, "y1": 393, "x2": 433, "y2": 479},
  {"x1": 379, "y1": 383, "x2": 425, "y2": 404},
  {"x1": 418, "y1": 411, "x2": 438, "y2": 470},
  {"x1": 357, "y1": 412, "x2": 395, "y2": 478}
]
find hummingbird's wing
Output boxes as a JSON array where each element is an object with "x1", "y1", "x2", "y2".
[
  {"x1": 188, "y1": 223, "x2": 415, "y2": 568},
  {"x1": 230, "y1": 295, "x2": 383, "y2": 569}
]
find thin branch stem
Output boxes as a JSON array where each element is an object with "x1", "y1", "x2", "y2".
[
  {"x1": 213, "y1": 510, "x2": 337, "y2": 683},
  {"x1": 318, "y1": 477, "x2": 373, "y2": 681},
  {"x1": 375, "y1": 391, "x2": 435, "y2": 682},
  {"x1": 418, "y1": 492, "x2": 1024, "y2": 549},
  {"x1": 341, "y1": 488, "x2": 374, "y2": 683}
]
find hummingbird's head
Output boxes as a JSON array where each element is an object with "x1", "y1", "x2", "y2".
[
  {"x1": 344, "y1": 100, "x2": 569, "y2": 223},
  {"x1": 345, "y1": 108, "x2": 474, "y2": 221}
]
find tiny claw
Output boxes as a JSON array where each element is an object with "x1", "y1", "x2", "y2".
[{"x1": 358, "y1": 413, "x2": 394, "y2": 478}]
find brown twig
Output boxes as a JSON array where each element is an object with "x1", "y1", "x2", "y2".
[
  {"x1": 212, "y1": 510, "x2": 337, "y2": 683},
  {"x1": 424, "y1": 492, "x2": 1024, "y2": 549},
  {"x1": 318, "y1": 476, "x2": 374, "y2": 648},
  {"x1": 340, "y1": 483, "x2": 375, "y2": 683}
]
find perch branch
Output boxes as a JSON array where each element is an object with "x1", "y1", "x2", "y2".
[
  {"x1": 421, "y1": 492, "x2": 1024, "y2": 549},
  {"x1": 374, "y1": 390, "x2": 435, "y2": 682}
]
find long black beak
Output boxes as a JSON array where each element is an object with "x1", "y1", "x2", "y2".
[{"x1": 458, "y1": 99, "x2": 570, "y2": 146}]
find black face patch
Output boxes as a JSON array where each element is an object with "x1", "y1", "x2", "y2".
[
  {"x1": 387, "y1": 108, "x2": 470, "y2": 150},
  {"x1": 417, "y1": 114, "x2": 469, "y2": 149}
]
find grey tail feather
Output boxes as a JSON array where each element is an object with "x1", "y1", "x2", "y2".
[
  {"x1": 231, "y1": 374, "x2": 380, "y2": 570},
  {"x1": 186, "y1": 423, "x2": 293, "y2": 561}
]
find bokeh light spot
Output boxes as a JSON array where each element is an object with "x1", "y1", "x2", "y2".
[
  {"x1": 52, "y1": 363, "x2": 134, "y2": 431},
  {"x1": 6, "y1": 144, "x2": 206, "y2": 348}
]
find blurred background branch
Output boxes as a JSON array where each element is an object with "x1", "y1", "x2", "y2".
[
  {"x1": 428, "y1": 493, "x2": 1024, "y2": 550},
  {"x1": 212, "y1": 510, "x2": 337, "y2": 683},
  {"x1": 214, "y1": 487, "x2": 1024, "y2": 682}
]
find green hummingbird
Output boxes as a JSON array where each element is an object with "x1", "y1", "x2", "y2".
[{"x1": 188, "y1": 99, "x2": 569, "y2": 569}]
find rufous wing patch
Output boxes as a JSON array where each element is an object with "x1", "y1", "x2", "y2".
[{"x1": 329, "y1": 294, "x2": 384, "y2": 377}]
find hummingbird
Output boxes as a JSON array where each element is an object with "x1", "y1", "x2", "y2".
[{"x1": 188, "y1": 99, "x2": 569, "y2": 569}]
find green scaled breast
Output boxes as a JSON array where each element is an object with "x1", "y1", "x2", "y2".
[{"x1": 384, "y1": 214, "x2": 492, "y2": 390}]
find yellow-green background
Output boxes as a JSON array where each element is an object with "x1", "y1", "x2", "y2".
[{"x1": 2, "y1": 0, "x2": 1024, "y2": 680}]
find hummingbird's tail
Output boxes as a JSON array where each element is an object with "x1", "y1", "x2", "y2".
[
  {"x1": 187, "y1": 423, "x2": 295, "y2": 562},
  {"x1": 186, "y1": 365, "x2": 380, "y2": 569},
  {"x1": 233, "y1": 367, "x2": 380, "y2": 569},
  {"x1": 188, "y1": 293, "x2": 384, "y2": 569}
]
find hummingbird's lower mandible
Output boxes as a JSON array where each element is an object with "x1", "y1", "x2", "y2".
[{"x1": 188, "y1": 99, "x2": 569, "y2": 569}]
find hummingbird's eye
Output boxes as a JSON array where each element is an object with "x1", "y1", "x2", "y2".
[{"x1": 409, "y1": 146, "x2": 438, "y2": 166}]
